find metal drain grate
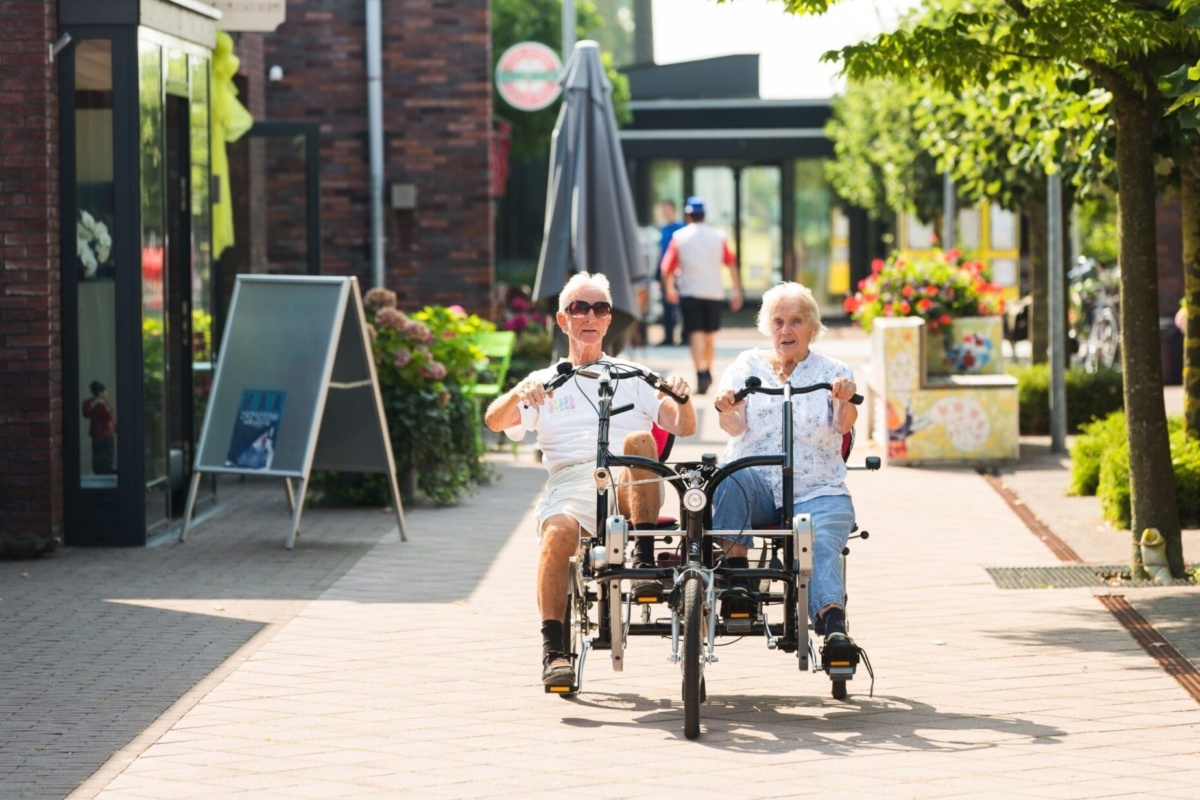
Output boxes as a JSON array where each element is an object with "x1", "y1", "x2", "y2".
[
  {"x1": 986, "y1": 566, "x2": 1106, "y2": 589},
  {"x1": 988, "y1": 565, "x2": 1198, "y2": 589}
]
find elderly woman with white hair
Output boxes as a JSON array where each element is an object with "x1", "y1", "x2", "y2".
[
  {"x1": 486, "y1": 272, "x2": 696, "y2": 691},
  {"x1": 710, "y1": 281, "x2": 861, "y2": 661}
]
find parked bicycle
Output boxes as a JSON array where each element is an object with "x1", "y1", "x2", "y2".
[{"x1": 1069, "y1": 256, "x2": 1121, "y2": 372}]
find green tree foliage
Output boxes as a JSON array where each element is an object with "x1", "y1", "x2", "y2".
[
  {"x1": 492, "y1": 0, "x2": 632, "y2": 161},
  {"x1": 824, "y1": 78, "x2": 942, "y2": 222},
  {"x1": 777, "y1": 0, "x2": 1200, "y2": 578}
]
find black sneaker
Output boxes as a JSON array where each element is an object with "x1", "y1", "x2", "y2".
[
  {"x1": 542, "y1": 651, "x2": 575, "y2": 691},
  {"x1": 720, "y1": 587, "x2": 756, "y2": 622},
  {"x1": 821, "y1": 631, "x2": 860, "y2": 672},
  {"x1": 696, "y1": 371, "x2": 712, "y2": 395}
]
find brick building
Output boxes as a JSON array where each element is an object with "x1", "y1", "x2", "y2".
[{"x1": 0, "y1": 0, "x2": 493, "y2": 549}]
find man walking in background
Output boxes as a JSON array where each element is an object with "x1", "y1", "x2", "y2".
[
  {"x1": 661, "y1": 195, "x2": 743, "y2": 394},
  {"x1": 656, "y1": 200, "x2": 685, "y2": 346}
]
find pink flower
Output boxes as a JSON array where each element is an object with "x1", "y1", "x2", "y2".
[
  {"x1": 447, "y1": 304, "x2": 467, "y2": 317},
  {"x1": 393, "y1": 347, "x2": 412, "y2": 367},
  {"x1": 364, "y1": 287, "x2": 398, "y2": 311},
  {"x1": 510, "y1": 297, "x2": 531, "y2": 312},
  {"x1": 375, "y1": 308, "x2": 407, "y2": 331},
  {"x1": 420, "y1": 361, "x2": 447, "y2": 379},
  {"x1": 403, "y1": 320, "x2": 433, "y2": 343}
]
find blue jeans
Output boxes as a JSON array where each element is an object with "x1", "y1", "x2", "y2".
[{"x1": 712, "y1": 468, "x2": 855, "y2": 622}]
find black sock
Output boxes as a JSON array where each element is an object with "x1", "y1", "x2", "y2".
[
  {"x1": 632, "y1": 526, "x2": 656, "y2": 566},
  {"x1": 541, "y1": 619, "x2": 564, "y2": 660},
  {"x1": 822, "y1": 607, "x2": 846, "y2": 636},
  {"x1": 725, "y1": 556, "x2": 751, "y2": 590}
]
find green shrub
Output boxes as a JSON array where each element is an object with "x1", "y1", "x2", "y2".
[
  {"x1": 1011, "y1": 363, "x2": 1123, "y2": 435},
  {"x1": 1069, "y1": 411, "x2": 1126, "y2": 496},
  {"x1": 1071, "y1": 409, "x2": 1200, "y2": 529},
  {"x1": 1170, "y1": 430, "x2": 1200, "y2": 527},
  {"x1": 309, "y1": 292, "x2": 495, "y2": 508},
  {"x1": 1097, "y1": 443, "x2": 1131, "y2": 529}
]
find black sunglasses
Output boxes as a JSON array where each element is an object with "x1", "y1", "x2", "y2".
[{"x1": 565, "y1": 300, "x2": 613, "y2": 318}]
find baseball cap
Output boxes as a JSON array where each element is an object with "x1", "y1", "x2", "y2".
[{"x1": 684, "y1": 195, "x2": 705, "y2": 215}]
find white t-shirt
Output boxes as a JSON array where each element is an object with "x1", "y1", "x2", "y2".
[
  {"x1": 670, "y1": 223, "x2": 730, "y2": 300},
  {"x1": 717, "y1": 348, "x2": 853, "y2": 508},
  {"x1": 506, "y1": 356, "x2": 666, "y2": 473}
]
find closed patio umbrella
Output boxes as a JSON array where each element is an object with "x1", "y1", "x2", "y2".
[{"x1": 533, "y1": 40, "x2": 645, "y2": 355}]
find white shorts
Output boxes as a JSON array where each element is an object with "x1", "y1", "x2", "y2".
[
  {"x1": 535, "y1": 461, "x2": 612, "y2": 538},
  {"x1": 534, "y1": 460, "x2": 665, "y2": 539}
]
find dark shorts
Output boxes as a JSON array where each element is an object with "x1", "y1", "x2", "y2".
[{"x1": 680, "y1": 297, "x2": 723, "y2": 336}]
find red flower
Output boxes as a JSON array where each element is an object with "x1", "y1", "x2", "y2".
[
  {"x1": 902, "y1": 285, "x2": 915, "y2": 298},
  {"x1": 871, "y1": 258, "x2": 885, "y2": 274}
]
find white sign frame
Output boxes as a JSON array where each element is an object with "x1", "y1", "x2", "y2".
[{"x1": 181, "y1": 275, "x2": 407, "y2": 549}]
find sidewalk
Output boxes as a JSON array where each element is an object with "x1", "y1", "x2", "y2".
[{"x1": 2, "y1": 326, "x2": 1198, "y2": 799}]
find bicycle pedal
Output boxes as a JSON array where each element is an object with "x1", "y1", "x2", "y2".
[
  {"x1": 632, "y1": 581, "x2": 664, "y2": 604},
  {"x1": 820, "y1": 635, "x2": 861, "y2": 676},
  {"x1": 545, "y1": 683, "x2": 578, "y2": 695}
]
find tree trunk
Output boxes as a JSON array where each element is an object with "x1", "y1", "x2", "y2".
[
  {"x1": 1026, "y1": 187, "x2": 1049, "y2": 364},
  {"x1": 1183, "y1": 152, "x2": 1200, "y2": 442},
  {"x1": 1108, "y1": 83, "x2": 1182, "y2": 578}
]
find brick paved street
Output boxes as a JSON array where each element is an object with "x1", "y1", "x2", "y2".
[{"x1": 2, "y1": 328, "x2": 1198, "y2": 799}]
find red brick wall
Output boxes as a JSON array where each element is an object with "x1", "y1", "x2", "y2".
[
  {"x1": 0, "y1": 0, "x2": 64, "y2": 542},
  {"x1": 263, "y1": 0, "x2": 493, "y2": 315}
]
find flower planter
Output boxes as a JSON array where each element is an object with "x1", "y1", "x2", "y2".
[
  {"x1": 867, "y1": 317, "x2": 1019, "y2": 467},
  {"x1": 923, "y1": 316, "x2": 1005, "y2": 377}
]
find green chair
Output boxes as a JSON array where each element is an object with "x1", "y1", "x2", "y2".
[{"x1": 467, "y1": 330, "x2": 516, "y2": 454}]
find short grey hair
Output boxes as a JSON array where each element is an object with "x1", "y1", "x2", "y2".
[
  {"x1": 558, "y1": 272, "x2": 613, "y2": 312},
  {"x1": 757, "y1": 282, "x2": 826, "y2": 342}
]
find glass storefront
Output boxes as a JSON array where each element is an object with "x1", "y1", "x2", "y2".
[
  {"x1": 60, "y1": 9, "x2": 216, "y2": 544},
  {"x1": 640, "y1": 158, "x2": 838, "y2": 309}
]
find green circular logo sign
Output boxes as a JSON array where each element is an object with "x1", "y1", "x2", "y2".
[{"x1": 496, "y1": 42, "x2": 563, "y2": 112}]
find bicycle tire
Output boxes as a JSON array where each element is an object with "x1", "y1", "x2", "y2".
[{"x1": 682, "y1": 573, "x2": 704, "y2": 739}]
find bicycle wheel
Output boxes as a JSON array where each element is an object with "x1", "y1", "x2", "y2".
[{"x1": 682, "y1": 573, "x2": 705, "y2": 739}]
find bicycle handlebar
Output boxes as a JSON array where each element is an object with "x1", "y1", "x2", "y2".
[
  {"x1": 542, "y1": 361, "x2": 690, "y2": 405},
  {"x1": 733, "y1": 376, "x2": 863, "y2": 405}
]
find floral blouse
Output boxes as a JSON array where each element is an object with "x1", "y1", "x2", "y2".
[{"x1": 717, "y1": 348, "x2": 853, "y2": 508}]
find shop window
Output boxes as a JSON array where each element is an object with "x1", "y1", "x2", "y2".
[{"x1": 75, "y1": 39, "x2": 118, "y2": 488}]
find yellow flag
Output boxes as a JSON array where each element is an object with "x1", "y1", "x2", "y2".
[{"x1": 211, "y1": 31, "x2": 254, "y2": 260}]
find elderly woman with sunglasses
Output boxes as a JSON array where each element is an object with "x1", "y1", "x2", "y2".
[
  {"x1": 485, "y1": 272, "x2": 696, "y2": 691},
  {"x1": 710, "y1": 281, "x2": 862, "y2": 667}
]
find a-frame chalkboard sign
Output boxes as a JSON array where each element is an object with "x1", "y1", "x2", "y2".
[{"x1": 181, "y1": 275, "x2": 407, "y2": 549}]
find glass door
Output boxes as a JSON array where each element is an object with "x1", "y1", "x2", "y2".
[{"x1": 740, "y1": 165, "x2": 782, "y2": 303}]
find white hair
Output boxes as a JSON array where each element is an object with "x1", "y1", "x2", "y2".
[
  {"x1": 757, "y1": 282, "x2": 826, "y2": 342},
  {"x1": 558, "y1": 272, "x2": 613, "y2": 312}
]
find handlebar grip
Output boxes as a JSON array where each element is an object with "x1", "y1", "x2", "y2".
[{"x1": 733, "y1": 381, "x2": 863, "y2": 405}]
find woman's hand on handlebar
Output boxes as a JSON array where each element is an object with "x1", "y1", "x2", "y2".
[
  {"x1": 713, "y1": 388, "x2": 744, "y2": 415},
  {"x1": 830, "y1": 377, "x2": 859, "y2": 405},
  {"x1": 713, "y1": 388, "x2": 748, "y2": 436}
]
